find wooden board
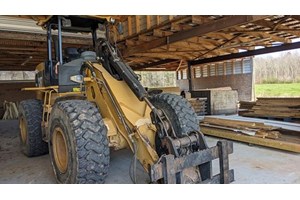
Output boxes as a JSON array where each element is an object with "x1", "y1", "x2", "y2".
[
  {"x1": 200, "y1": 115, "x2": 300, "y2": 153},
  {"x1": 201, "y1": 126, "x2": 300, "y2": 153},
  {"x1": 202, "y1": 115, "x2": 300, "y2": 132},
  {"x1": 202, "y1": 117, "x2": 276, "y2": 130},
  {"x1": 239, "y1": 97, "x2": 300, "y2": 119}
]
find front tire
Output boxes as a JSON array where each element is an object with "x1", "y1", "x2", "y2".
[
  {"x1": 150, "y1": 93, "x2": 211, "y2": 182},
  {"x1": 49, "y1": 100, "x2": 109, "y2": 184},
  {"x1": 149, "y1": 93, "x2": 200, "y2": 137}
]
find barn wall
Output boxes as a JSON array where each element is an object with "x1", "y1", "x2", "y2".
[{"x1": 177, "y1": 58, "x2": 254, "y2": 101}]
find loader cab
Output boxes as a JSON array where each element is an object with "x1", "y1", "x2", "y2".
[{"x1": 41, "y1": 16, "x2": 107, "y2": 91}]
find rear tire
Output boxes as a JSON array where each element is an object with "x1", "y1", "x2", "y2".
[
  {"x1": 18, "y1": 99, "x2": 48, "y2": 157},
  {"x1": 49, "y1": 100, "x2": 109, "y2": 184}
]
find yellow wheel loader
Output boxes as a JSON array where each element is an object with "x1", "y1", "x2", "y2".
[{"x1": 18, "y1": 15, "x2": 234, "y2": 184}]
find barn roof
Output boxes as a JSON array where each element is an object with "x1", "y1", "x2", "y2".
[{"x1": 1, "y1": 15, "x2": 300, "y2": 71}]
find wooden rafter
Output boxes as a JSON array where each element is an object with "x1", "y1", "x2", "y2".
[
  {"x1": 252, "y1": 17, "x2": 300, "y2": 37},
  {"x1": 123, "y1": 15, "x2": 268, "y2": 56}
]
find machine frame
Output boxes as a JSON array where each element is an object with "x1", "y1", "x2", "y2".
[{"x1": 21, "y1": 15, "x2": 234, "y2": 184}]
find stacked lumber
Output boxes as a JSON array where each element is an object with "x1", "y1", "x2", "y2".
[
  {"x1": 200, "y1": 116, "x2": 300, "y2": 153},
  {"x1": 2, "y1": 101, "x2": 19, "y2": 120},
  {"x1": 239, "y1": 101, "x2": 256, "y2": 110},
  {"x1": 188, "y1": 98, "x2": 207, "y2": 116},
  {"x1": 239, "y1": 97, "x2": 300, "y2": 120}
]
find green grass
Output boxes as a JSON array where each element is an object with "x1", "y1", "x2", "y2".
[{"x1": 255, "y1": 83, "x2": 300, "y2": 97}]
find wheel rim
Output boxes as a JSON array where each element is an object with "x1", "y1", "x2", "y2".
[
  {"x1": 19, "y1": 116, "x2": 27, "y2": 144},
  {"x1": 52, "y1": 127, "x2": 69, "y2": 174}
]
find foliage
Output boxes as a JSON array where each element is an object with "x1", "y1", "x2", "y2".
[
  {"x1": 135, "y1": 71, "x2": 177, "y2": 87},
  {"x1": 254, "y1": 51, "x2": 300, "y2": 84},
  {"x1": 255, "y1": 83, "x2": 300, "y2": 97}
]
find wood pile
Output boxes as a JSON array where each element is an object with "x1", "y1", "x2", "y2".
[
  {"x1": 200, "y1": 116, "x2": 300, "y2": 153},
  {"x1": 2, "y1": 101, "x2": 19, "y2": 120},
  {"x1": 239, "y1": 101, "x2": 256, "y2": 110},
  {"x1": 188, "y1": 98, "x2": 207, "y2": 116},
  {"x1": 239, "y1": 97, "x2": 300, "y2": 120}
]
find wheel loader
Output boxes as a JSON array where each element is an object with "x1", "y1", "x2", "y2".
[{"x1": 18, "y1": 15, "x2": 234, "y2": 184}]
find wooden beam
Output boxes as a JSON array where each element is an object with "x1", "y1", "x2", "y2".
[
  {"x1": 171, "y1": 23, "x2": 192, "y2": 31},
  {"x1": 146, "y1": 16, "x2": 151, "y2": 29},
  {"x1": 0, "y1": 51, "x2": 45, "y2": 55},
  {"x1": 192, "y1": 33, "x2": 243, "y2": 59},
  {"x1": 156, "y1": 15, "x2": 160, "y2": 25},
  {"x1": 171, "y1": 41, "x2": 209, "y2": 50},
  {"x1": 138, "y1": 66, "x2": 179, "y2": 71},
  {"x1": 126, "y1": 57, "x2": 155, "y2": 63},
  {"x1": 176, "y1": 60, "x2": 184, "y2": 71},
  {"x1": 253, "y1": 17, "x2": 300, "y2": 37},
  {"x1": 153, "y1": 29, "x2": 173, "y2": 37},
  {"x1": 191, "y1": 16, "x2": 291, "y2": 49},
  {"x1": 127, "y1": 16, "x2": 132, "y2": 36},
  {"x1": 0, "y1": 46, "x2": 47, "y2": 52},
  {"x1": 118, "y1": 16, "x2": 190, "y2": 42},
  {"x1": 136, "y1": 16, "x2": 141, "y2": 33},
  {"x1": 227, "y1": 27, "x2": 292, "y2": 43},
  {"x1": 200, "y1": 32, "x2": 264, "y2": 49},
  {"x1": 0, "y1": 31, "x2": 92, "y2": 45},
  {"x1": 290, "y1": 15, "x2": 300, "y2": 21},
  {"x1": 187, "y1": 61, "x2": 192, "y2": 92},
  {"x1": 133, "y1": 59, "x2": 178, "y2": 70},
  {"x1": 125, "y1": 39, "x2": 142, "y2": 46},
  {"x1": 124, "y1": 16, "x2": 268, "y2": 56},
  {"x1": 191, "y1": 16, "x2": 211, "y2": 24},
  {"x1": 221, "y1": 29, "x2": 300, "y2": 34},
  {"x1": 0, "y1": 39, "x2": 46, "y2": 47},
  {"x1": 191, "y1": 41, "x2": 300, "y2": 65},
  {"x1": 133, "y1": 52, "x2": 191, "y2": 60},
  {"x1": 138, "y1": 35, "x2": 158, "y2": 42}
]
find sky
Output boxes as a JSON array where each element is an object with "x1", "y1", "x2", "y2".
[{"x1": 254, "y1": 38, "x2": 300, "y2": 58}]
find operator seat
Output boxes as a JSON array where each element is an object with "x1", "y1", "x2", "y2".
[{"x1": 64, "y1": 47, "x2": 80, "y2": 63}]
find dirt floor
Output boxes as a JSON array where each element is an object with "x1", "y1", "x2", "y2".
[{"x1": 0, "y1": 120, "x2": 299, "y2": 184}]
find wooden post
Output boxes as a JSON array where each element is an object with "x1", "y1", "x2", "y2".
[
  {"x1": 146, "y1": 15, "x2": 151, "y2": 29},
  {"x1": 156, "y1": 15, "x2": 160, "y2": 25},
  {"x1": 128, "y1": 16, "x2": 132, "y2": 36},
  {"x1": 187, "y1": 61, "x2": 193, "y2": 92},
  {"x1": 136, "y1": 16, "x2": 140, "y2": 33}
]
